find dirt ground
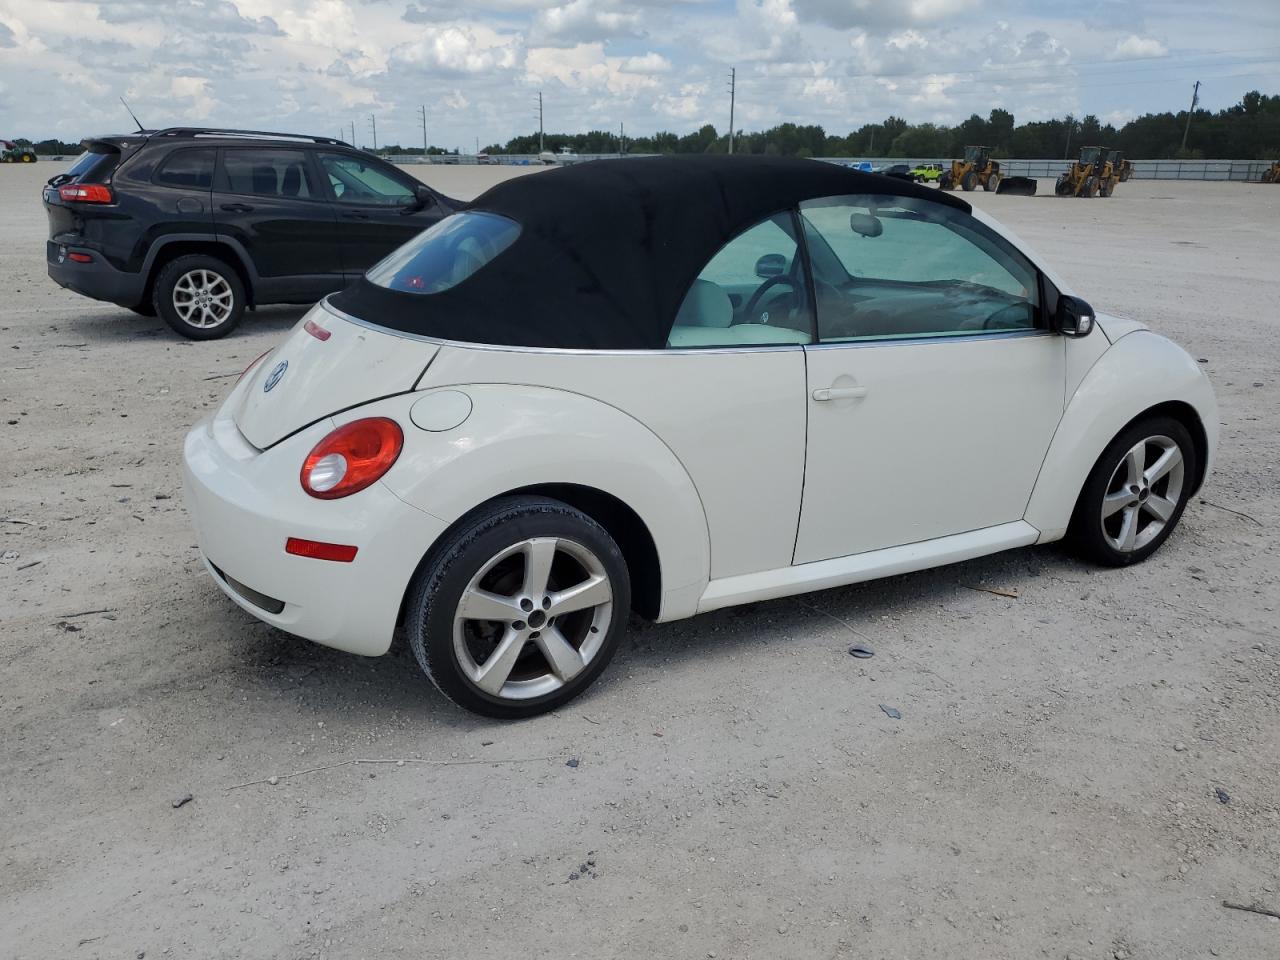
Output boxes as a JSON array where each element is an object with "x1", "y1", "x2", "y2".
[{"x1": 2, "y1": 163, "x2": 1278, "y2": 960}]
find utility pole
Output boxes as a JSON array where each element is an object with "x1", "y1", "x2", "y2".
[
  {"x1": 536, "y1": 91, "x2": 544, "y2": 153},
  {"x1": 349, "y1": 121, "x2": 355, "y2": 146},
  {"x1": 368, "y1": 114, "x2": 377, "y2": 152},
  {"x1": 1064, "y1": 117, "x2": 1074, "y2": 160},
  {"x1": 727, "y1": 67, "x2": 736, "y2": 154},
  {"x1": 619, "y1": 121, "x2": 625, "y2": 156},
  {"x1": 417, "y1": 105, "x2": 427, "y2": 155},
  {"x1": 1181, "y1": 80, "x2": 1200, "y2": 152}
]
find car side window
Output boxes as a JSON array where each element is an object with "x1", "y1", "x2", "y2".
[
  {"x1": 318, "y1": 153, "x2": 416, "y2": 206},
  {"x1": 667, "y1": 212, "x2": 813, "y2": 349},
  {"x1": 154, "y1": 149, "x2": 215, "y2": 190},
  {"x1": 220, "y1": 149, "x2": 318, "y2": 200},
  {"x1": 798, "y1": 195, "x2": 1040, "y2": 343}
]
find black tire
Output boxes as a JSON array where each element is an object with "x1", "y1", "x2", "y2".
[
  {"x1": 983, "y1": 172, "x2": 1000, "y2": 192},
  {"x1": 1055, "y1": 174, "x2": 1072, "y2": 196},
  {"x1": 1067, "y1": 416, "x2": 1198, "y2": 567},
  {"x1": 962, "y1": 171, "x2": 977, "y2": 191},
  {"x1": 406, "y1": 496, "x2": 632, "y2": 719},
  {"x1": 152, "y1": 254, "x2": 246, "y2": 340},
  {"x1": 939, "y1": 173, "x2": 953, "y2": 191}
]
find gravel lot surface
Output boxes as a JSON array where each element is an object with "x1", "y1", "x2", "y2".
[{"x1": 2, "y1": 163, "x2": 1278, "y2": 960}]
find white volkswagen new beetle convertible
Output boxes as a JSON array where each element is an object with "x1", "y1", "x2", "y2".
[{"x1": 183, "y1": 156, "x2": 1217, "y2": 717}]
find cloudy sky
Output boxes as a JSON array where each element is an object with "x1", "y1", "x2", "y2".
[{"x1": 0, "y1": 0, "x2": 1276, "y2": 149}]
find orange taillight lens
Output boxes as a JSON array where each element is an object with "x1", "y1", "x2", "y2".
[{"x1": 300, "y1": 418, "x2": 403, "y2": 500}]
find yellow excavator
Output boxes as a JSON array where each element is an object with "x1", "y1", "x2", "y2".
[
  {"x1": 1112, "y1": 151, "x2": 1134, "y2": 182},
  {"x1": 1261, "y1": 161, "x2": 1280, "y2": 184},
  {"x1": 939, "y1": 145, "x2": 1001, "y2": 192},
  {"x1": 1055, "y1": 145, "x2": 1114, "y2": 197}
]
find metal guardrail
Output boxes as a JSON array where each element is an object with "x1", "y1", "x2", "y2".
[
  {"x1": 812, "y1": 157, "x2": 1276, "y2": 181},
  {"x1": 387, "y1": 153, "x2": 1275, "y2": 180}
]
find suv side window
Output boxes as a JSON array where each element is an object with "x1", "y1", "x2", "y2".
[
  {"x1": 667, "y1": 212, "x2": 813, "y2": 349},
  {"x1": 154, "y1": 149, "x2": 215, "y2": 190},
  {"x1": 318, "y1": 153, "x2": 416, "y2": 206},
  {"x1": 220, "y1": 149, "x2": 318, "y2": 200},
  {"x1": 799, "y1": 195, "x2": 1040, "y2": 343}
]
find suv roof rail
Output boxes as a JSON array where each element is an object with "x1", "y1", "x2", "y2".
[{"x1": 151, "y1": 127, "x2": 350, "y2": 146}]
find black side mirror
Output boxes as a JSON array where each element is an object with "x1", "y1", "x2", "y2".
[
  {"x1": 404, "y1": 183, "x2": 436, "y2": 214},
  {"x1": 755, "y1": 253, "x2": 787, "y2": 278},
  {"x1": 1055, "y1": 294, "x2": 1096, "y2": 337},
  {"x1": 849, "y1": 212, "x2": 883, "y2": 238}
]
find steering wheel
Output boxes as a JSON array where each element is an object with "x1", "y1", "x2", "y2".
[{"x1": 742, "y1": 275, "x2": 797, "y2": 322}]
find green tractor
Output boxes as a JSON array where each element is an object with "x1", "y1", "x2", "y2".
[{"x1": 1, "y1": 140, "x2": 38, "y2": 164}]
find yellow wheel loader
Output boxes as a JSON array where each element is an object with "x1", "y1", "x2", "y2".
[
  {"x1": 1055, "y1": 146, "x2": 1113, "y2": 197},
  {"x1": 1261, "y1": 161, "x2": 1280, "y2": 184},
  {"x1": 939, "y1": 145, "x2": 1000, "y2": 192}
]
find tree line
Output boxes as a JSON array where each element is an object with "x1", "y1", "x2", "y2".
[
  {"x1": 487, "y1": 89, "x2": 1279, "y2": 160},
  {"x1": 13, "y1": 89, "x2": 1275, "y2": 160}
]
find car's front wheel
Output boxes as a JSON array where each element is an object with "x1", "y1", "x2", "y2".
[
  {"x1": 1069, "y1": 416, "x2": 1198, "y2": 567},
  {"x1": 153, "y1": 254, "x2": 246, "y2": 340},
  {"x1": 407, "y1": 496, "x2": 631, "y2": 718}
]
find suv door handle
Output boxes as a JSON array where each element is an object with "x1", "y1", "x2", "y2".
[
  {"x1": 220, "y1": 203, "x2": 254, "y2": 213},
  {"x1": 341, "y1": 211, "x2": 371, "y2": 221},
  {"x1": 813, "y1": 385, "x2": 869, "y2": 402}
]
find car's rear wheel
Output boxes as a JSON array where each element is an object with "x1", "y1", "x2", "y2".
[
  {"x1": 1069, "y1": 416, "x2": 1197, "y2": 567},
  {"x1": 407, "y1": 496, "x2": 631, "y2": 718},
  {"x1": 153, "y1": 255, "x2": 245, "y2": 340}
]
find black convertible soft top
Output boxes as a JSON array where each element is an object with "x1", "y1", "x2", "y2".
[{"x1": 330, "y1": 155, "x2": 971, "y2": 350}]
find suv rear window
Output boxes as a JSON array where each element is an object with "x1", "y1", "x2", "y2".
[
  {"x1": 154, "y1": 149, "x2": 215, "y2": 189},
  {"x1": 64, "y1": 147, "x2": 119, "y2": 183},
  {"x1": 366, "y1": 212, "x2": 520, "y2": 294}
]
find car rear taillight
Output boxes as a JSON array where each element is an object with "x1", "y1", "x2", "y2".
[
  {"x1": 300, "y1": 418, "x2": 403, "y2": 500},
  {"x1": 237, "y1": 350, "x2": 272, "y2": 384},
  {"x1": 57, "y1": 183, "x2": 114, "y2": 203},
  {"x1": 67, "y1": 252, "x2": 93, "y2": 263}
]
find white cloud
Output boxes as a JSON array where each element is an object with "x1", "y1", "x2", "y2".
[
  {"x1": 1111, "y1": 34, "x2": 1168, "y2": 60},
  {"x1": 532, "y1": 0, "x2": 645, "y2": 46},
  {"x1": 622, "y1": 52, "x2": 672, "y2": 74},
  {"x1": 388, "y1": 24, "x2": 520, "y2": 75}
]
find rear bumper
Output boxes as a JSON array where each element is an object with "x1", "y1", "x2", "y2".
[
  {"x1": 182, "y1": 407, "x2": 447, "y2": 656},
  {"x1": 46, "y1": 240, "x2": 145, "y2": 308}
]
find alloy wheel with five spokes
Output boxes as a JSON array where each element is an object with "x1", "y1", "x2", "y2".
[
  {"x1": 453, "y1": 536, "x2": 614, "y2": 700},
  {"x1": 1100, "y1": 434, "x2": 1185, "y2": 554},
  {"x1": 407, "y1": 496, "x2": 631, "y2": 718}
]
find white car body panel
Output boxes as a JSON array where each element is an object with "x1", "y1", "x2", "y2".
[
  {"x1": 796, "y1": 332, "x2": 1064, "y2": 563},
  {"x1": 414, "y1": 339, "x2": 807, "y2": 581},
  {"x1": 183, "y1": 372, "x2": 447, "y2": 656},
  {"x1": 349, "y1": 384, "x2": 712, "y2": 620},
  {"x1": 700, "y1": 520, "x2": 1040, "y2": 612},
  {"x1": 234, "y1": 308, "x2": 437, "y2": 449},
  {"x1": 1025, "y1": 330, "x2": 1217, "y2": 542}
]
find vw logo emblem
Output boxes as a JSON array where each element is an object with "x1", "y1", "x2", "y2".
[{"x1": 263, "y1": 360, "x2": 288, "y2": 393}]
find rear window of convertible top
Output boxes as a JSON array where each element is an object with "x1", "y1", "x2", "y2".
[{"x1": 366, "y1": 212, "x2": 521, "y2": 295}]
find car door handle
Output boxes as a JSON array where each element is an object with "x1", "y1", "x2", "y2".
[
  {"x1": 813, "y1": 386, "x2": 869, "y2": 402},
  {"x1": 341, "y1": 211, "x2": 371, "y2": 221},
  {"x1": 220, "y1": 203, "x2": 254, "y2": 213}
]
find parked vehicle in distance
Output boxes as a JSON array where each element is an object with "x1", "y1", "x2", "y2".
[
  {"x1": 844, "y1": 160, "x2": 874, "y2": 172},
  {"x1": 43, "y1": 128, "x2": 456, "y2": 339},
  {"x1": 184, "y1": 155, "x2": 1217, "y2": 718},
  {"x1": 2, "y1": 139, "x2": 38, "y2": 163},
  {"x1": 873, "y1": 163, "x2": 914, "y2": 182},
  {"x1": 911, "y1": 162, "x2": 944, "y2": 183}
]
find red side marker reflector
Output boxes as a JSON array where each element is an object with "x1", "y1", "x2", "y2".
[
  {"x1": 285, "y1": 537, "x2": 358, "y2": 563},
  {"x1": 304, "y1": 318, "x2": 331, "y2": 341},
  {"x1": 67, "y1": 252, "x2": 93, "y2": 263}
]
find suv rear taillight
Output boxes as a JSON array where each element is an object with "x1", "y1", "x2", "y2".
[
  {"x1": 301, "y1": 418, "x2": 404, "y2": 500},
  {"x1": 58, "y1": 183, "x2": 114, "y2": 204}
]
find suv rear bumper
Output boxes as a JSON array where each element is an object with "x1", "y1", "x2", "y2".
[{"x1": 46, "y1": 240, "x2": 146, "y2": 308}]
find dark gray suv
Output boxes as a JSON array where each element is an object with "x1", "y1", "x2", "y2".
[{"x1": 44, "y1": 127, "x2": 456, "y2": 339}]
